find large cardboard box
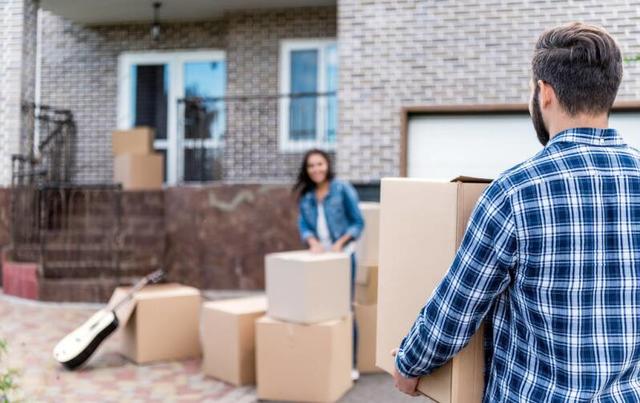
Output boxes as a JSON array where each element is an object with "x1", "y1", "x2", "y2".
[
  {"x1": 113, "y1": 153, "x2": 164, "y2": 190},
  {"x1": 200, "y1": 296, "x2": 267, "y2": 386},
  {"x1": 265, "y1": 251, "x2": 350, "y2": 324},
  {"x1": 112, "y1": 127, "x2": 154, "y2": 155},
  {"x1": 355, "y1": 202, "x2": 380, "y2": 267},
  {"x1": 355, "y1": 303, "x2": 382, "y2": 374},
  {"x1": 355, "y1": 266, "x2": 378, "y2": 305},
  {"x1": 108, "y1": 283, "x2": 202, "y2": 364},
  {"x1": 256, "y1": 315, "x2": 353, "y2": 402},
  {"x1": 376, "y1": 177, "x2": 490, "y2": 403}
]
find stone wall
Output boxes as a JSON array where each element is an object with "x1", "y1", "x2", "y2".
[{"x1": 164, "y1": 183, "x2": 300, "y2": 290}]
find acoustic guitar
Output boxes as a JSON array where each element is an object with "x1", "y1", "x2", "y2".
[{"x1": 53, "y1": 269, "x2": 164, "y2": 370}]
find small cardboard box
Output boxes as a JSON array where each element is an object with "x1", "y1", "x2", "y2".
[
  {"x1": 355, "y1": 266, "x2": 378, "y2": 305},
  {"x1": 113, "y1": 153, "x2": 164, "y2": 190},
  {"x1": 355, "y1": 264, "x2": 377, "y2": 285},
  {"x1": 376, "y1": 177, "x2": 490, "y2": 403},
  {"x1": 356, "y1": 202, "x2": 380, "y2": 267},
  {"x1": 265, "y1": 251, "x2": 350, "y2": 324},
  {"x1": 256, "y1": 315, "x2": 353, "y2": 402},
  {"x1": 112, "y1": 127, "x2": 154, "y2": 155},
  {"x1": 355, "y1": 303, "x2": 382, "y2": 374},
  {"x1": 108, "y1": 283, "x2": 202, "y2": 364},
  {"x1": 201, "y1": 296, "x2": 267, "y2": 386}
]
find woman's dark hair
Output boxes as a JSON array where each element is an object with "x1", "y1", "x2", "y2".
[
  {"x1": 532, "y1": 22, "x2": 622, "y2": 116},
  {"x1": 293, "y1": 148, "x2": 335, "y2": 200}
]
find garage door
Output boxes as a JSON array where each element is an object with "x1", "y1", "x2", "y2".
[{"x1": 407, "y1": 111, "x2": 640, "y2": 179}]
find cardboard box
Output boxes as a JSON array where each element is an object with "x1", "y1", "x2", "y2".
[
  {"x1": 265, "y1": 251, "x2": 350, "y2": 324},
  {"x1": 376, "y1": 177, "x2": 490, "y2": 403},
  {"x1": 108, "y1": 283, "x2": 202, "y2": 364},
  {"x1": 355, "y1": 264, "x2": 377, "y2": 285},
  {"x1": 355, "y1": 266, "x2": 378, "y2": 305},
  {"x1": 112, "y1": 127, "x2": 154, "y2": 155},
  {"x1": 356, "y1": 202, "x2": 380, "y2": 267},
  {"x1": 113, "y1": 153, "x2": 164, "y2": 190},
  {"x1": 200, "y1": 296, "x2": 267, "y2": 386},
  {"x1": 355, "y1": 303, "x2": 382, "y2": 374},
  {"x1": 256, "y1": 315, "x2": 353, "y2": 402}
]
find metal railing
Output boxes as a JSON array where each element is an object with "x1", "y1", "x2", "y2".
[
  {"x1": 176, "y1": 92, "x2": 337, "y2": 182},
  {"x1": 11, "y1": 103, "x2": 76, "y2": 187}
]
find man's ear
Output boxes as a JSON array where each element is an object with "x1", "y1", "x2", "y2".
[{"x1": 538, "y1": 80, "x2": 556, "y2": 109}]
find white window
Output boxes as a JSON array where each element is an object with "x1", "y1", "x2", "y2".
[
  {"x1": 117, "y1": 50, "x2": 226, "y2": 184},
  {"x1": 279, "y1": 39, "x2": 338, "y2": 152}
]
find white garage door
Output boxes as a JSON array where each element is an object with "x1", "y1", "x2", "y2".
[{"x1": 407, "y1": 112, "x2": 640, "y2": 179}]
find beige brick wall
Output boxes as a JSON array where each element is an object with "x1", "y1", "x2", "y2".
[{"x1": 337, "y1": 0, "x2": 640, "y2": 181}]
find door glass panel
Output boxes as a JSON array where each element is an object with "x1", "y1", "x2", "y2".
[
  {"x1": 131, "y1": 64, "x2": 168, "y2": 140},
  {"x1": 289, "y1": 49, "x2": 318, "y2": 141},
  {"x1": 182, "y1": 61, "x2": 226, "y2": 182}
]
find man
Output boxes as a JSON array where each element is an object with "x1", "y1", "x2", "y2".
[{"x1": 393, "y1": 22, "x2": 639, "y2": 401}]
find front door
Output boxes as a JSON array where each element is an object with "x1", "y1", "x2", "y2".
[{"x1": 118, "y1": 50, "x2": 226, "y2": 184}]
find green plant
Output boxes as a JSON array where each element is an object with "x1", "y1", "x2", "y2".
[{"x1": 0, "y1": 339, "x2": 19, "y2": 403}]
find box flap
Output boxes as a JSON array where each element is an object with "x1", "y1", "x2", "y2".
[
  {"x1": 134, "y1": 283, "x2": 200, "y2": 300},
  {"x1": 450, "y1": 176, "x2": 493, "y2": 184},
  {"x1": 204, "y1": 295, "x2": 268, "y2": 315}
]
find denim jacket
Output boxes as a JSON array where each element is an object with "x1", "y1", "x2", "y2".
[{"x1": 298, "y1": 179, "x2": 365, "y2": 244}]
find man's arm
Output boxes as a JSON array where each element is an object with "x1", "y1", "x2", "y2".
[{"x1": 395, "y1": 180, "x2": 518, "y2": 379}]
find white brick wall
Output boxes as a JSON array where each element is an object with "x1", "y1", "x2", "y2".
[{"x1": 337, "y1": 0, "x2": 640, "y2": 181}]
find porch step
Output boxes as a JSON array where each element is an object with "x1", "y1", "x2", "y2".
[{"x1": 38, "y1": 276, "x2": 144, "y2": 303}]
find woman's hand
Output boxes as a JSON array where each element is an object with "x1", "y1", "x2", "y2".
[
  {"x1": 307, "y1": 238, "x2": 324, "y2": 254},
  {"x1": 330, "y1": 242, "x2": 343, "y2": 253}
]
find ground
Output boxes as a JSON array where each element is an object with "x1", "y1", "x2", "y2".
[{"x1": 0, "y1": 290, "x2": 424, "y2": 403}]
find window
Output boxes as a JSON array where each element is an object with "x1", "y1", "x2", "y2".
[{"x1": 279, "y1": 39, "x2": 338, "y2": 152}]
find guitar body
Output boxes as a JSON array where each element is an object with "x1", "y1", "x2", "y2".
[{"x1": 53, "y1": 309, "x2": 119, "y2": 370}]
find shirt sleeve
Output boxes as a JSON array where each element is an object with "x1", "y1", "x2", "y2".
[
  {"x1": 342, "y1": 182, "x2": 365, "y2": 240},
  {"x1": 395, "y1": 180, "x2": 518, "y2": 378}
]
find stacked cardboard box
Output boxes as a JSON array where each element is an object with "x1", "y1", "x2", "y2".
[
  {"x1": 376, "y1": 177, "x2": 490, "y2": 403},
  {"x1": 108, "y1": 283, "x2": 202, "y2": 364},
  {"x1": 354, "y1": 202, "x2": 383, "y2": 373},
  {"x1": 112, "y1": 127, "x2": 164, "y2": 190},
  {"x1": 200, "y1": 296, "x2": 267, "y2": 386},
  {"x1": 257, "y1": 251, "x2": 353, "y2": 402}
]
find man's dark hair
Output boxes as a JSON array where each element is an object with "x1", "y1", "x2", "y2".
[{"x1": 532, "y1": 22, "x2": 623, "y2": 116}]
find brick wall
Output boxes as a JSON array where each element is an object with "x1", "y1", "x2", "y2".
[
  {"x1": 337, "y1": 0, "x2": 640, "y2": 181},
  {"x1": 0, "y1": 0, "x2": 37, "y2": 186},
  {"x1": 39, "y1": 7, "x2": 336, "y2": 184},
  {"x1": 224, "y1": 8, "x2": 337, "y2": 180}
]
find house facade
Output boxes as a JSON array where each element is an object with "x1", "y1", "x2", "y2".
[{"x1": 1, "y1": 0, "x2": 640, "y2": 187}]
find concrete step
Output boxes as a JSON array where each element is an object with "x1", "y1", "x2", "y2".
[{"x1": 38, "y1": 275, "x2": 145, "y2": 303}]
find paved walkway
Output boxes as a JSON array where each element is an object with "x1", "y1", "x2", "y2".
[{"x1": 0, "y1": 290, "x2": 424, "y2": 402}]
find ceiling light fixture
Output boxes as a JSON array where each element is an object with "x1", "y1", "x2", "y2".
[{"x1": 151, "y1": 2, "x2": 162, "y2": 41}]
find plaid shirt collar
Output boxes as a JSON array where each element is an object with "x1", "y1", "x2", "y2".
[{"x1": 547, "y1": 126, "x2": 625, "y2": 147}]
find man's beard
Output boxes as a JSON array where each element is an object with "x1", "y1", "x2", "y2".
[{"x1": 531, "y1": 85, "x2": 550, "y2": 146}]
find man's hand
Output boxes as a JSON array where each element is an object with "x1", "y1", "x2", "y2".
[{"x1": 391, "y1": 348, "x2": 420, "y2": 397}]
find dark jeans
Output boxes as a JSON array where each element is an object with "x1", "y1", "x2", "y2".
[{"x1": 350, "y1": 252, "x2": 358, "y2": 368}]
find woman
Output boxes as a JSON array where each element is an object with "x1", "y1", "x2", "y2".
[{"x1": 294, "y1": 148, "x2": 365, "y2": 380}]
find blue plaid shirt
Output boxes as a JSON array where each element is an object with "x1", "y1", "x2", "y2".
[{"x1": 396, "y1": 127, "x2": 640, "y2": 402}]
